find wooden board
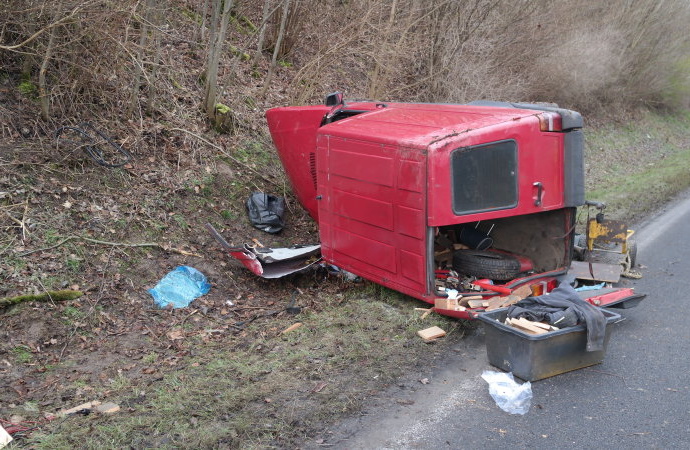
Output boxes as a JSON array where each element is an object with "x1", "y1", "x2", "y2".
[
  {"x1": 506, "y1": 318, "x2": 548, "y2": 335},
  {"x1": 467, "y1": 299, "x2": 488, "y2": 308},
  {"x1": 417, "y1": 326, "x2": 446, "y2": 341},
  {"x1": 485, "y1": 296, "x2": 507, "y2": 311},
  {"x1": 570, "y1": 260, "x2": 622, "y2": 283},
  {"x1": 511, "y1": 284, "x2": 533, "y2": 299}
]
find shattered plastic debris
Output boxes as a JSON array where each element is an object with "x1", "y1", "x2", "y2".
[
  {"x1": 246, "y1": 192, "x2": 285, "y2": 234},
  {"x1": 148, "y1": 266, "x2": 211, "y2": 309},
  {"x1": 481, "y1": 370, "x2": 532, "y2": 415}
]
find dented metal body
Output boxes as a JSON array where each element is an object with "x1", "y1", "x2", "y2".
[{"x1": 227, "y1": 96, "x2": 642, "y2": 318}]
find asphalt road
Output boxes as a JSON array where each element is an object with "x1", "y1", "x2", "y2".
[{"x1": 314, "y1": 191, "x2": 690, "y2": 449}]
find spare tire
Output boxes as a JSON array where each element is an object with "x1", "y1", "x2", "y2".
[{"x1": 452, "y1": 250, "x2": 522, "y2": 280}]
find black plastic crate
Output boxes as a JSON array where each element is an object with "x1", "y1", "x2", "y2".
[{"x1": 478, "y1": 308, "x2": 621, "y2": 381}]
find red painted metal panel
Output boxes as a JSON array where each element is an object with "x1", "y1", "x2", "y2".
[
  {"x1": 397, "y1": 205, "x2": 425, "y2": 239},
  {"x1": 331, "y1": 227, "x2": 397, "y2": 272},
  {"x1": 332, "y1": 189, "x2": 394, "y2": 231},
  {"x1": 266, "y1": 106, "x2": 330, "y2": 221},
  {"x1": 398, "y1": 159, "x2": 425, "y2": 193},
  {"x1": 318, "y1": 135, "x2": 427, "y2": 293},
  {"x1": 330, "y1": 146, "x2": 395, "y2": 187},
  {"x1": 400, "y1": 250, "x2": 425, "y2": 284},
  {"x1": 427, "y1": 117, "x2": 567, "y2": 226}
]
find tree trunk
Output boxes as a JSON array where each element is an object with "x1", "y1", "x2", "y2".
[
  {"x1": 204, "y1": 0, "x2": 234, "y2": 119},
  {"x1": 128, "y1": 0, "x2": 152, "y2": 117},
  {"x1": 256, "y1": 0, "x2": 272, "y2": 59},
  {"x1": 260, "y1": 0, "x2": 290, "y2": 98},
  {"x1": 38, "y1": 23, "x2": 56, "y2": 121},
  {"x1": 147, "y1": 2, "x2": 164, "y2": 116}
]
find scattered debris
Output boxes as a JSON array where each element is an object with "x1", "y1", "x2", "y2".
[
  {"x1": 570, "y1": 260, "x2": 622, "y2": 283},
  {"x1": 481, "y1": 370, "x2": 532, "y2": 415},
  {"x1": 207, "y1": 223, "x2": 322, "y2": 278},
  {"x1": 414, "y1": 307, "x2": 433, "y2": 319},
  {"x1": 281, "y1": 323, "x2": 303, "y2": 334},
  {"x1": 94, "y1": 402, "x2": 120, "y2": 414},
  {"x1": 417, "y1": 326, "x2": 446, "y2": 341},
  {"x1": 434, "y1": 297, "x2": 465, "y2": 311},
  {"x1": 59, "y1": 400, "x2": 102, "y2": 416},
  {"x1": 148, "y1": 266, "x2": 211, "y2": 309},
  {"x1": 419, "y1": 378, "x2": 430, "y2": 385},
  {"x1": 0, "y1": 424, "x2": 13, "y2": 448}
]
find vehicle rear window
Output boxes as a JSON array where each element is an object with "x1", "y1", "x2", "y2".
[{"x1": 451, "y1": 140, "x2": 517, "y2": 214}]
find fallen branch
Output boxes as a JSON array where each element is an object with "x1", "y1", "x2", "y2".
[
  {"x1": 0, "y1": 290, "x2": 83, "y2": 309},
  {"x1": 17, "y1": 236, "x2": 201, "y2": 257}
]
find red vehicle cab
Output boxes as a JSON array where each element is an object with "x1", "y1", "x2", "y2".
[{"x1": 255, "y1": 93, "x2": 640, "y2": 318}]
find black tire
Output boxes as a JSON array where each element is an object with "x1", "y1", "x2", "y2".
[{"x1": 452, "y1": 250, "x2": 522, "y2": 280}]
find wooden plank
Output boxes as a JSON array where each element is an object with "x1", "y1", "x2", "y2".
[
  {"x1": 467, "y1": 299, "x2": 488, "y2": 308},
  {"x1": 94, "y1": 402, "x2": 120, "y2": 414},
  {"x1": 570, "y1": 260, "x2": 622, "y2": 283},
  {"x1": 281, "y1": 323, "x2": 303, "y2": 334},
  {"x1": 59, "y1": 400, "x2": 102, "y2": 416},
  {"x1": 530, "y1": 321, "x2": 559, "y2": 331},
  {"x1": 499, "y1": 295, "x2": 522, "y2": 308},
  {"x1": 511, "y1": 284, "x2": 533, "y2": 299},
  {"x1": 434, "y1": 297, "x2": 458, "y2": 310},
  {"x1": 505, "y1": 318, "x2": 540, "y2": 335},
  {"x1": 513, "y1": 318, "x2": 549, "y2": 334},
  {"x1": 485, "y1": 296, "x2": 507, "y2": 311},
  {"x1": 458, "y1": 295, "x2": 482, "y2": 307},
  {"x1": 417, "y1": 326, "x2": 446, "y2": 341}
]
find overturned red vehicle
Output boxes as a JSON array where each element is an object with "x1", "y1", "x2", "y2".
[{"x1": 220, "y1": 93, "x2": 642, "y2": 319}]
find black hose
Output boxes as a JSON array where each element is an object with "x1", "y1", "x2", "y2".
[{"x1": 55, "y1": 122, "x2": 132, "y2": 168}]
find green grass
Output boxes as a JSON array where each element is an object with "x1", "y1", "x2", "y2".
[
  {"x1": 584, "y1": 109, "x2": 690, "y2": 222},
  {"x1": 12, "y1": 345, "x2": 34, "y2": 364},
  {"x1": 27, "y1": 293, "x2": 466, "y2": 448}
]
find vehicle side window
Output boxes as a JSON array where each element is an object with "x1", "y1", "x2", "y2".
[{"x1": 451, "y1": 140, "x2": 518, "y2": 214}]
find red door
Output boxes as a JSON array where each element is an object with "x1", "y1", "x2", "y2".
[{"x1": 316, "y1": 134, "x2": 429, "y2": 297}]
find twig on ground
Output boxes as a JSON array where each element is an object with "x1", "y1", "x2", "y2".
[
  {"x1": 17, "y1": 235, "x2": 201, "y2": 257},
  {"x1": 586, "y1": 368, "x2": 630, "y2": 388}
]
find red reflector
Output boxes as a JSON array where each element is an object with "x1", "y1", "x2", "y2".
[{"x1": 538, "y1": 112, "x2": 562, "y2": 132}]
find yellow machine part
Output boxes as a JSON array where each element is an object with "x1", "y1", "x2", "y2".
[{"x1": 586, "y1": 218, "x2": 635, "y2": 253}]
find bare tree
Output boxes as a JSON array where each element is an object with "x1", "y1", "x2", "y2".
[
  {"x1": 203, "y1": 0, "x2": 234, "y2": 119},
  {"x1": 256, "y1": 0, "x2": 272, "y2": 59},
  {"x1": 38, "y1": 14, "x2": 57, "y2": 120},
  {"x1": 260, "y1": 0, "x2": 290, "y2": 98}
]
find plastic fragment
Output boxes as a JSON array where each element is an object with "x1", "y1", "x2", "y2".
[
  {"x1": 148, "y1": 266, "x2": 211, "y2": 309},
  {"x1": 481, "y1": 370, "x2": 532, "y2": 415}
]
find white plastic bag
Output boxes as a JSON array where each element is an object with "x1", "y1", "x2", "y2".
[{"x1": 481, "y1": 370, "x2": 532, "y2": 415}]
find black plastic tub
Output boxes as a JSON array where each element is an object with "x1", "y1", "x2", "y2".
[{"x1": 477, "y1": 308, "x2": 621, "y2": 381}]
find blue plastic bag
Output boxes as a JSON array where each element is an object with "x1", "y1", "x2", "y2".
[{"x1": 148, "y1": 266, "x2": 211, "y2": 308}]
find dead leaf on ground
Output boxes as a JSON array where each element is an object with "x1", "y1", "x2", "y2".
[{"x1": 167, "y1": 329, "x2": 185, "y2": 340}]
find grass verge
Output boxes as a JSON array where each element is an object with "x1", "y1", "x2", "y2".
[
  {"x1": 28, "y1": 286, "x2": 469, "y2": 448},
  {"x1": 584, "y1": 110, "x2": 690, "y2": 222}
]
